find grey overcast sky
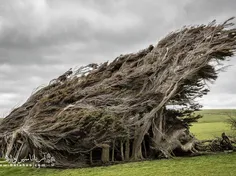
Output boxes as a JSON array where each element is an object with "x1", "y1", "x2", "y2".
[{"x1": 0, "y1": 0, "x2": 236, "y2": 116}]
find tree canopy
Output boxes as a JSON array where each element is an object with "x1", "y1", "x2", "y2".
[{"x1": 0, "y1": 18, "x2": 236, "y2": 167}]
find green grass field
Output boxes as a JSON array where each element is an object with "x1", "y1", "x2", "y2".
[
  {"x1": 0, "y1": 109, "x2": 235, "y2": 176},
  {"x1": 190, "y1": 109, "x2": 236, "y2": 139},
  {"x1": 0, "y1": 153, "x2": 235, "y2": 176}
]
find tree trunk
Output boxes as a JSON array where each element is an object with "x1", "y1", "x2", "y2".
[
  {"x1": 152, "y1": 110, "x2": 165, "y2": 145},
  {"x1": 131, "y1": 125, "x2": 144, "y2": 160},
  {"x1": 90, "y1": 151, "x2": 93, "y2": 164},
  {"x1": 131, "y1": 144, "x2": 143, "y2": 160},
  {"x1": 125, "y1": 138, "x2": 130, "y2": 161},
  {"x1": 143, "y1": 141, "x2": 147, "y2": 158},
  {"x1": 112, "y1": 140, "x2": 115, "y2": 162},
  {"x1": 15, "y1": 142, "x2": 24, "y2": 163},
  {"x1": 120, "y1": 141, "x2": 124, "y2": 161},
  {"x1": 32, "y1": 149, "x2": 36, "y2": 168},
  {"x1": 101, "y1": 145, "x2": 110, "y2": 163},
  {"x1": 132, "y1": 82, "x2": 180, "y2": 158}
]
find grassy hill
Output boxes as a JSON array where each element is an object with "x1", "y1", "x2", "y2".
[
  {"x1": 0, "y1": 109, "x2": 235, "y2": 176},
  {"x1": 190, "y1": 109, "x2": 236, "y2": 139}
]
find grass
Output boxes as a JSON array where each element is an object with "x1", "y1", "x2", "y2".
[
  {"x1": 190, "y1": 109, "x2": 236, "y2": 140},
  {"x1": 195, "y1": 109, "x2": 236, "y2": 123},
  {"x1": 0, "y1": 153, "x2": 236, "y2": 176},
  {"x1": 190, "y1": 122, "x2": 233, "y2": 139},
  {"x1": 0, "y1": 109, "x2": 235, "y2": 176}
]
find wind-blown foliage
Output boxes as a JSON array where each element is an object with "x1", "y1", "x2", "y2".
[{"x1": 0, "y1": 18, "x2": 236, "y2": 167}]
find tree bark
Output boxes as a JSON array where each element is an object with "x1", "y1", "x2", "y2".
[
  {"x1": 101, "y1": 145, "x2": 110, "y2": 163},
  {"x1": 132, "y1": 82, "x2": 180, "y2": 158},
  {"x1": 125, "y1": 138, "x2": 130, "y2": 161},
  {"x1": 152, "y1": 110, "x2": 165, "y2": 147},
  {"x1": 120, "y1": 141, "x2": 124, "y2": 161},
  {"x1": 143, "y1": 141, "x2": 147, "y2": 158},
  {"x1": 131, "y1": 124, "x2": 145, "y2": 160},
  {"x1": 112, "y1": 140, "x2": 115, "y2": 162},
  {"x1": 90, "y1": 151, "x2": 93, "y2": 164},
  {"x1": 131, "y1": 125, "x2": 144, "y2": 160}
]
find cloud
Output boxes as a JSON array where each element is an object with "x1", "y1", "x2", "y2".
[{"x1": 0, "y1": 0, "x2": 236, "y2": 116}]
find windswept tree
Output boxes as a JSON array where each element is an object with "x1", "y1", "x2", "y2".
[{"x1": 0, "y1": 18, "x2": 236, "y2": 167}]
